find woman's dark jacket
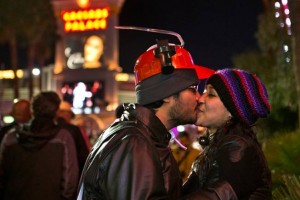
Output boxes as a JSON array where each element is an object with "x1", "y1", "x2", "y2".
[
  {"x1": 78, "y1": 104, "x2": 182, "y2": 200},
  {"x1": 182, "y1": 123, "x2": 272, "y2": 200}
]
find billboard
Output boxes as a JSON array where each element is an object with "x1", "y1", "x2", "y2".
[{"x1": 65, "y1": 34, "x2": 105, "y2": 69}]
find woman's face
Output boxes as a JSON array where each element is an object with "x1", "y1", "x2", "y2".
[{"x1": 196, "y1": 84, "x2": 231, "y2": 130}]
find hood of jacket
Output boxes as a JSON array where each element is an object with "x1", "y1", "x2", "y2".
[{"x1": 16, "y1": 118, "x2": 60, "y2": 151}]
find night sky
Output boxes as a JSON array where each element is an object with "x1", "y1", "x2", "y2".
[
  {"x1": 118, "y1": 0, "x2": 264, "y2": 73},
  {"x1": 0, "y1": 0, "x2": 263, "y2": 74}
]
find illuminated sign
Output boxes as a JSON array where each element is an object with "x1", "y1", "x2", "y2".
[
  {"x1": 0, "y1": 70, "x2": 24, "y2": 79},
  {"x1": 62, "y1": 8, "x2": 109, "y2": 32}
]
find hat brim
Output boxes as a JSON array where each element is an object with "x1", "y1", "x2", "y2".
[{"x1": 194, "y1": 65, "x2": 215, "y2": 79}]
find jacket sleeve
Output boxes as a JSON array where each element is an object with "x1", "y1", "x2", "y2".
[
  {"x1": 216, "y1": 136, "x2": 272, "y2": 199},
  {"x1": 101, "y1": 133, "x2": 168, "y2": 200},
  {"x1": 182, "y1": 172, "x2": 237, "y2": 200},
  {"x1": 58, "y1": 129, "x2": 79, "y2": 199}
]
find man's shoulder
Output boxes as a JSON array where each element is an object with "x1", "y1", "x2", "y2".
[
  {"x1": 60, "y1": 122, "x2": 80, "y2": 132},
  {"x1": 0, "y1": 123, "x2": 16, "y2": 134}
]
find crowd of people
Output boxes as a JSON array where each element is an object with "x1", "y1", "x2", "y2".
[{"x1": 0, "y1": 36, "x2": 272, "y2": 200}]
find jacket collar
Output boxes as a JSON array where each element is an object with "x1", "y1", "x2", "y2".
[{"x1": 124, "y1": 103, "x2": 171, "y2": 145}]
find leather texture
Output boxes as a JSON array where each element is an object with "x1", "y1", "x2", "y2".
[{"x1": 79, "y1": 104, "x2": 182, "y2": 200}]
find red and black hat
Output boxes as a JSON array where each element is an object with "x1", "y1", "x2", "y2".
[{"x1": 134, "y1": 41, "x2": 214, "y2": 105}]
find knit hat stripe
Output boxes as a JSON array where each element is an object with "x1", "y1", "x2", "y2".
[
  {"x1": 239, "y1": 73, "x2": 268, "y2": 117},
  {"x1": 220, "y1": 70, "x2": 251, "y2": 123},
  {"x1": 233, "y1": 70, "x2": 260, "y2": 123},
  {"x1": 236, "y1": 71, "x2": 264, "y2": 118},
  {"x1": 253, "y1": 75, "x2": 271, "y2": 116}
]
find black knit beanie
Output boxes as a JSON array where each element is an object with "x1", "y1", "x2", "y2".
[{"x1": 207, "y1": 68, "x2": 270, "y2": 125}]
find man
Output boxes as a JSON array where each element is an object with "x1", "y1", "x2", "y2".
[
  {"x1": 78, "y1": 40, "x2": 214, "y2": 199},
  {"x1": 0, "y1": 91, "x2": 79, "y2": 200},
  {"x1": 0, "y1": 99, "x2": 31, "y2": 143},
  {"x1": 56, "y1": 101, "x2": 90, "y2": 174}
]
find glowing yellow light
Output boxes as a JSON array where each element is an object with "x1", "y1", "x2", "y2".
[
  {"x1": 83, "y1": 11, "x2": 89, "y2": 20},
  {"x1": 61, "y1": 8, "x2": 110, "y2": 32},
  {"x1": 63, "y1": 12, "x2": 70, "y2": 21},
  {"x1": 86, "y1": 20, "x2": 93, "y2": 29},
  {"x1": 16, "y1": 69, "x2": 23, "y2": 78},
  {"x1": 115, "y1": 73, "x2": 130, "y2": 82},
  {"x1": 95, "y1": 9, "x2": 102, "y2": 18},
  {"x1": 102, "y1": 9, "x2": 108, "y2": 18},
  {"x1": 70, "y1": 11, "x2": 76, "y2": 21},
  {"x1": 89, "y1": 10, "x2": 95, "y2": 19},
  {"x1": 100, "y1": 19, "x2": 107, "y2": 29},
  {"x1": 77, "y1": 11, "x2": 83, "y2": 20},
  {"x1": 0, "y1": 69, "x2": 24, "y2": 79}
]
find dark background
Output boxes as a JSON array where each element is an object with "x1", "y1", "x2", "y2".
[
  {"x1": 118, "y1": 0, "x2": 263, "y2": 73},
  {"x1": 0, "y1": 0, "x2": 263, "y2": 74}
]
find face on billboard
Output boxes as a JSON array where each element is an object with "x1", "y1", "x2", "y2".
[
  {"x1": 84, "y1": 35, "x2": 104, "y2": 68},
  {"x1": 64, "y1": 35, "x2": 104, "y2": 70},
  {"x1": 76, "y1": 0, "x2": 90, "y2": 8}
]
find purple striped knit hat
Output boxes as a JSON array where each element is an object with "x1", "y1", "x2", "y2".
[{"x1": 206, "y1": 68, "x2": 270, "y2": 126}]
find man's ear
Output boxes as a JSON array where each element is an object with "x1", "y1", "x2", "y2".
[{"x1": 163, "y1": 96, "x2": 173, "y2": 103}]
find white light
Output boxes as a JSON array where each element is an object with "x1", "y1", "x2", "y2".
[
  {"x1": 72, "y1": 108, "x2": 83, "y2": 115},
  {"x1": 275, "y1": 2, "x2": 281, "y2": 8},
  {"x1": 286, "y1": 57, "x2": 290, "y2": 63},
  {"x1": 94, "y1": 106, "x2": 101, "y2": 114},
  {"x1": 3, "y1": 115, "x2": 14, "y2": 124},
  {"x1": 84, "y1": 107, "x2": 92, "y2": 114},
  {"x1": 32, "y1": 68, "x2": 40, "y2": 76},
  {"x1": 275, "y1": 12, "x2": 280, "y2": 18},
  {"x1": 65, "y1": 47, "x2": 71, "y2": 56},
  {"x1": 283, "y1": 45, "x2": 289, "y2": 52},
  {"x1": 284, "y1": 8, "x2": 290, "y2": 15},
  {"x1": 281, "y1": 0, "x2": 288, "y2": 6},
  {"x1": 177, "y1": 125, "x2": 185, "y2": 132},
  {"x1": 286, "y1": 18, "x2": 291, "y2": 26}
]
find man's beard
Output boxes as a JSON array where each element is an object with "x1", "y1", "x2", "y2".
[{"x1": 168, "y1": 101, "x2": 197, "y2": 127}]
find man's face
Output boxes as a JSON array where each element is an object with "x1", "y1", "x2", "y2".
[{"x1": 168, "y1": 85, "x2": 200, "y2": 126}]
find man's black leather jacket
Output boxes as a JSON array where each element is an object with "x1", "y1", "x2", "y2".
[{"x1": 78, "y1": 104, "x2": 182, "y2": 200}]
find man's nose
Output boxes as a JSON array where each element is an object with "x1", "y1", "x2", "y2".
[{"x1": 196, "y1": 92, "x2": 201, "y2": 102}]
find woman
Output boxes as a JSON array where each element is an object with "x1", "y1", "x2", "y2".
[{"x1": 182, "y1": 68, "x2": 272, "y2": 199}]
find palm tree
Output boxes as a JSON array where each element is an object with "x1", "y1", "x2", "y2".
[
  {"x1": 0, "y1": 1, "x2": 22, "y2": 98},
  {"x1": 18, "y1": 0, "x2": 57, "y2": 98},
  {"x1": 0, "y1": 0, "x2": 56, "y2": 99}
]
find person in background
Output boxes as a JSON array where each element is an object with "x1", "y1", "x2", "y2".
[
  {"x1": 182, "y1": 68, "x2": 272, "y2": 199},
  {"x1": 0, "y1": 99, "x2": 31, "y2": 143},
  {"x1": 0, "y1": 91, "x2": 79, "y2": 200},
  {"x1": 77, "y1": 39, "x2": 214, "y2": 199},
  {"x1": 172, "y1": 131, "x2": 201, "y2": 182},
  {"x1": 56, "y1": 101, "x2": 91, "y2": 174}
]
